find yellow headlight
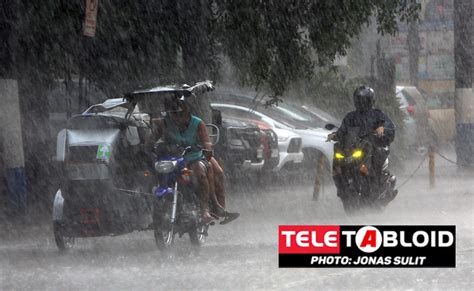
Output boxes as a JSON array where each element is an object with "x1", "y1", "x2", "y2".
[
  {"x1": 352, "y1": 150, "x2": 363, "y2": 158},
  {"x1": 335, "y1": 152, "x2": 345, "y2": 159}
]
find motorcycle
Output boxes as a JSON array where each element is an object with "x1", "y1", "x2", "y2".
[
  {"x1": 151, "y1": 141, "x2": 209, "y2": 250},
  {"x1": 325, "y1": 124, "x2": 397, "y2": 213},
  {"x1": 51, "y1": 82, "x2": 221, "y2": 251}
]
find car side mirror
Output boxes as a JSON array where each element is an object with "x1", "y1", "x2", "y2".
[
  {"x1": 206, "y1": 124, "x2": 220, "y2": 145},
  {"x1": 325, "y1": 123, "x2": 338, "y2": 131}
]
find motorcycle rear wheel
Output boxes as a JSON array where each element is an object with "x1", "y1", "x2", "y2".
[
  {"x1": 189, "y1": 224, "x2": 206, "y2": 247},
  {"x1": 53, "y1": 221, "x2": 75, "y2": 251},
  {"x1": 154, "y1": 224, "x2": 174, "y2": 250}
]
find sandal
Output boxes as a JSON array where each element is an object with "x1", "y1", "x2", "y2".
[{"x1": 220, "y1": 212, "x2": 240, "y2": 225}]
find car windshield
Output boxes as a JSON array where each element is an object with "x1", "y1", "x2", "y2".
[
  {"x1": 212, "y1": 104, "x2": 299, "y2": 129},
  {"x1": 299, "y1": 105, "x2": 340, "y2": 126},
  {"x1": 256, "y1": 104, "x2": 321, "y2": 129}
]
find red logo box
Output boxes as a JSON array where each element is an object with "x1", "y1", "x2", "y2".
[{"x1": 279, "y1": 225, "x2": 340, "y2": 254}]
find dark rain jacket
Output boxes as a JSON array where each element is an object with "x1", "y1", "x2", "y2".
[{"x1": 335, "y1": 108, "x2": 395, "y2": 147}]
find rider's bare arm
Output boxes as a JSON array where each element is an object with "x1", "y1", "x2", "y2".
[
  {"x1": 197, "y1": 121, "x2": 213, "y2": 151},
  {"x1": 145, "y1": 118, "x2": 165, "y2": 152}
]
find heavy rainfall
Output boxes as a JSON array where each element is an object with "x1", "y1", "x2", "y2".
[{"x1": 0, "y1": 1, "x2": 473, "y2": 290}]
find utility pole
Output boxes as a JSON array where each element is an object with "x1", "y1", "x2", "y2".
[
  {"x1": 453, "y1": 0, "x2": 474, "y2": 168},
  {"x1": 0, "y1": 0, "x2": 27, "y2": 215}
]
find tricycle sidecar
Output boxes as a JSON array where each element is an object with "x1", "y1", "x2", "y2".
[{"x1": 53, "y1": 100, "x2": 155, "y2": 250}]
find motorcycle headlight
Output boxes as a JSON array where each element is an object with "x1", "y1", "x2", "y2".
[
  {"x1": 155, "y1": 161, "x2": 177, "y2": 174},
  {"x1": 335, "y1": 152, "x2": 345, "y2": 159},
  {"x1": 352, "y1": 150, "x2": 363, "y2": 158}
]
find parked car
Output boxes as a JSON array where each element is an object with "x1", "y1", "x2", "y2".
[
  {"x1": 211, "y1": 103, "x2": 305, "y2": 172},
  {"x1": 213, "y1": 116, "x2": 265, "y2": 175},
  {"x1": 396, "y1": 86, "x2": 432, "y2": 151},
  {"x1": 209, "y1": 92, "x2": 334, "y2": 172},
  {"x1": 258, "y1": 126, "x2": 280, "y2": 171},
  {"x1": 298, "y1": 104, "x2": 341, "y2": 128}
]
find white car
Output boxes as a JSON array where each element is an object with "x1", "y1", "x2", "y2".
[
  {"x1": 260, "y1": 102, "x2": 335, "y2": 168},
  {"x1": 210, "y1": 98, "x2": 334, "y2": 173},
  {"x1": 211, "y1": 103, "x2": 304, "y2": 172},
  {"x1": 396, "y1": 86, "x2": 431, "y2": 152}
]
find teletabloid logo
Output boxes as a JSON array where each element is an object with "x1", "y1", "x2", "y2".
[{"x1": 278, "y1": 225, "x2": 455, "y2": 267}]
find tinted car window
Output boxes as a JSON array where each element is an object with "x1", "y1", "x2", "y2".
[{"x1": 400, "y1": 90, "x2": 417, "y2": 106}]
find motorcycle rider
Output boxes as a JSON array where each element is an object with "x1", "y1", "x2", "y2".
[
  {"x1": 154, "y1": 96, "x2": 239, "y2": 224},
  {"x1": 327, "y1": 85, "x2": 398, "y2": 204},
  {"x1": 183, "y1": 91, "x2": 233, "y2": 217}
]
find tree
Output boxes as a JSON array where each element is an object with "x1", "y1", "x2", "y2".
[
  {"x1": 11, "y1": 1, "x2": 420, "y2": 97},
  {"x1": 214, "y1": 0, "x2": 420, "y2": 95}
]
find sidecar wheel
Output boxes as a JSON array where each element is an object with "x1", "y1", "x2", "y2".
[{"x1": 53, "y1": 222, "x2": 75, "y2": 251}]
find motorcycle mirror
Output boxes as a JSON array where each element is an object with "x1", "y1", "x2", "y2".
[
  {"x1": 325, "y1": 123, "x2": 338, "y2": 131},
  {"x1": 181, "y1": 146, "x2": 193, "y2": 156},
  {"x1": 206, "y1": 124, "x2": 220, "y2": 145}
]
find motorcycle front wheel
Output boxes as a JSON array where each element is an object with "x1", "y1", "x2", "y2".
[
  {"x1": 341, "y1": 196, "x2": 360, "y2": 214},
  {"x1": 153, "y1": 200, "x2": 174, "y2": 251}
]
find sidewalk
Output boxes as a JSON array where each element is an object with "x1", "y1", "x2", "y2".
[{"x1": 394, "y1": 145, "x2": 473, "y2": 179}]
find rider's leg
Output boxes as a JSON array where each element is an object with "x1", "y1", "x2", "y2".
[
  {"x1": 189, "y1": 162, "x2": 212, "y2": 221},
  {"x1": 204, "y1": 160, "x2": 226, "y2": 216},
  {"x1": 210, "y1": 157, "x2": 226, "y2": 208},
  {"x1": 209, "y1": 157, "x2": 239, "y2": 224}
]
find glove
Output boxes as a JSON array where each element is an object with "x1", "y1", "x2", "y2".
[{"x1": 326, "y1": 132, "x2": 337, "y2": 142}]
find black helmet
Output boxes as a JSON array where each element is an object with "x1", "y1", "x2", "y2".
[{"x1": 353, "y1": 85, "x2": 375, "y2": 111}]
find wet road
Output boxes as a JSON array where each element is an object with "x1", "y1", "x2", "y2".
[{"x1": 1, "y1": 165, "x2": 473, "y2": 290}]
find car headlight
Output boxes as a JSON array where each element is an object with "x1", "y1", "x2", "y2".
[
  {"x1": 278, "y1": 136, "x2": 289, "y2": 142},
  {"x1": 352, "y1": 150, "x2": 363, "y2": 158},
  {"x1": 155, "y1": 161, "x2": 177, "y2": 174},
  {"x1": 335, "y1": 152, "x2": 345, "y2": 159}
]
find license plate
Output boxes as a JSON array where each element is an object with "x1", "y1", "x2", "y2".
[
  {"x1": 80, "y1": 208, "x2": 100, "y2": 224},
  {"x1": 257, "y1": 148, "x2": 263, "y2": 159},
  {"x1": 294, "y1": 156, "x2": 303, "y2": 163},
  {"x1": 271, "y1": 149, "x2": 279, "y2": 158}
]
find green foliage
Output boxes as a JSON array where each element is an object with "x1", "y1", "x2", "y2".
[
  {"x1": 9, "y1": 0, "x2": 420, "y2": 96},
  {"x1": 214, "y1": 0, "x2": 420, "y2": 96}
]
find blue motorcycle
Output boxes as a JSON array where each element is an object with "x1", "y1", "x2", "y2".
[{"x1": 152, "y1": 142, "x2": 208, "y2": 250}]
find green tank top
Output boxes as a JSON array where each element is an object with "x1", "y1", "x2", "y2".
[{"x1": 165, "y1": 115, "x2": 204, "y2": 163}]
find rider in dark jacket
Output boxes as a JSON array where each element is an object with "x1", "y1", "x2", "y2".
[
  {"x1": 333, "y1": 86, "x2": 395, "y2": 147},
  {"x1": 328, "y1": 85, "x2": 397, "y2": 203}
]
